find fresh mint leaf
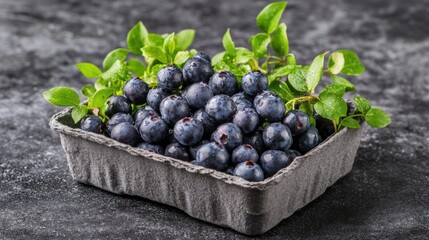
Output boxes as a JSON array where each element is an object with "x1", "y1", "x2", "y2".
[
  {"x1": 299, "y1": 102, "x2": 316, "y2": 126},
  {"x1": 146, "y1": 33, "x2": 165, "y2": 47},
  {"x1": 249, "y1": 33, "x2": 270, "y2": 58},
  {"x1": 319, "y1": 84, "x2": 346, "y2": 99},
  {"x1": 268, "y1": 65, "x2": 294, "y2": 83},
  {"x1": 103, "y1": 48, "x2": 129, "y2": 70},
  {"x1": 101, "y1": 60, "x2": 130, "y2": 82},
  {"x1": 127, "y1": 59, "x2": 146, "y2": 77},
  {"x1": 256, "y1": 1, "x2": 287, "y2": 34},
  {"x1": 235, "y1": 47, "x2": 254, "y2": 64},
  {"x1": 268, "y1": 80, "x2": 294, "y2": 102},
  {"x1": 288, "y1": 65, "x2": 308, "y2": 92},
  {"x1": 330, "y1": 50, "x2": 365, "y2": 76},
  {"x1": 330, "y1": 74, "x2": 355, "y2": 92},
  {"x1": 71, "y1": 104, "x2": 88, "y2": 124},
  {"x1": 175, "y1": 29, "x2": 195, "y2": 51},
  {"x1": 174, "y1": 51, "x2": 190, "y2": 65},
  {"x1": 327, "y1": 52, "x2": 345, "y2": 74},
  {"x1": 314, "y1": 94, "x2": 347, "y2": 122},
  {"x1": 271, "y1": 23, "x2": 289, "y2": 56},
  {"x1": 76, "y1": 63, "x2": 102, "y2": 79},
  {"x1": 127, "y1": 22, "x2": 148, "y2": 55},
  {"x1": 142, "y1": 46, "x2": 168, "y2": 64},
  {"x1": 90, "y1": 88, "x2": 115, "y2": 108},
  {"x1": 340, "y1": 117, "x2": 360, "y2": 128},
  {"x1": 222, "y1": 28, "x2": 236, "y2": 57},
  {"x1": 43, "y1": 87, "x2": 80, "y2": 107},
  {"x1": 211, "y1": 51, "x2": 225, "y2": 65},
  {"x1": 189, "y1": 49, "x2": 198, "y2": 58},
  {"x1": 354, "y1": 95, "x2": 371, "y2": 114},
  {"x1": 81, "y1": 84, "x2": 96, "y2": 99},
  {"x1": 365, "y1": 108, "x2": 391, "y2": 128},
  {"x1": 163, "y1": 33, "x2": 176, "y2": 56},
  {"x1": 306, "y1": 52, "x2": 327, "y2": 93}
]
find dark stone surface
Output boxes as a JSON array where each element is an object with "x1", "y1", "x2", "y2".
[{"x1": 0, "y1": 0, "x2": 428, "y2": 239}]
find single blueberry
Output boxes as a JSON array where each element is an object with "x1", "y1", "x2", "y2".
[
  {"x1": 284, "y1": 149, "x2": 302, "y2": 160},
  {"x1": 195, "y1": 142, "x2": 229, "y2": 171},
  {"x1": 231, "y1": 144, "x2": 259, "y2": 165},
  {"x1": 233, "y1": 161, "x2": 264, "y2": 182},
  {"x1": 254, "y1": 91, "x2": 286, "y2": 122},
  {"x1": 174, "y1": 117, "x2": 204, "y2": 146},
  {"x1": 134, "y1": 107, "x2": 158, "y2": 128},
  {"x1": 139, "y1": 114, "x2": 169, "y2": 143},
  {"x1": 208, "y1": 71, "x2": 239, "y2": 96},
  {"x1": 80, "y1": 115, "x2": 103, "y2": 133},
  {"x1": 241, "y1": 71, "x2": 268, "y2": 96},
  {"x1": 110, "y1": 122, "x2": 141, "y2": 146},
  {"x1": 243, "y1": 132, "x2": 266, "y2": 154},
  {"x1": 297, "y1": 126, "x2": 322, "y2": 154},
  {"x1": 159, "y1": 95, "x2": 191, "y2": 126},
  {"x1": 205, "y1": 95, "x2": 237, "y2": 124},
  {"x1": 259, "y1": 150, "x2": 292, "y2": 177},
  {"x1": 105, "y1": 96, "x2": 131, "y2": 118},
  {"x1": 193, "y1": 52, "x2": 211, "y2": 63},
  {"x1": 212, "y1": 123, "x2": 243, "y2": 152},
  {"x1": 231, "y1": 92, "x2": 253, "y2": 111},
  {"x1": 106, "y1": 113, "x2": 133, "y2": 136},
  {"x1": 182, "y1": 57, "x2": 214, "y2": 84},
  {"x1": 189, "y1": 140, "x2": 210, "y2": 160},
  {"x1": 314, "y1": 113, "x2": 335, "y2": 140},
  {"x1": 283, "y1": 110, "x2": 311, "y2": 136},
  {"x1": 136, "y1": 142, "x2": 165, "y2": 155},
  {"x1": 157, "y1": 65, "x2": 184, "y2": 92},
  {"x1": 262, "y1": 123, "x2": 293, "y2": 150},
  {"x1": 183, "y1": 82, "x2": 214, "y2": 110},
  {"x1": 165, "y1": 143, "x2": 191, "y2": 161},
  {"x1": 193, "y1": 109, "x2": 218, "y2": 138},
  {"x1": 147, "y1": 87, "x2": 169, "y2": 111},
  {"x1": 123, "y1": 77, "x2": 149, "y2": 105},
  {"x1": 233, "y1": 108, "x2": 260, "y2": 134}
]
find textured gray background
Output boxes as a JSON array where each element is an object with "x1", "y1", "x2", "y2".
[{"x1": 0, "y1": 0, "x2": 428, "y2": 239}]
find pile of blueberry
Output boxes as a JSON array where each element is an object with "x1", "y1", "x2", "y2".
[{"x1": 80, "y1": 53, "x2": 328, "y2": 182}]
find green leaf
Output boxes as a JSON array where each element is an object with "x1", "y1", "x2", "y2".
[
  {"x1": 103, "y1": 48, "x2": 129, "y2": 70},
  {"x1": 327, "y1": 52, "x2": 345, "y2": 74},
  {"x1": 174, "y1": 51, "x2": 190, "y2": 65},
  {"x1": 43, "y1": 87, "x2": 80, "y2": 107},
  {"x1": 330, "y1": 74, "x2": 355, "y2": 92},
  {"x1": 268, "y1": 80, "x2": 294, "y2": 102},
  {"x1": 81, "y1": 84, "x2": 96, "y2": 99},
  {"x1": 163, "y1": 33, "x2": 176, "y2": 56},
  {"x1": 271, "y1": 23, "x2": 289, "y2": 56},
  {"x1": 222, "y1": 28, "x2": 236, "y2": 57},
  {"x1": 146, "y1": 33, "x2": 165, "y2": 47},
  {"x1": 71, "y1": 104, "x2": 88, "y2": 124},
  {"x1": 76, "y1": 63, "x2": 102, "y2": 78},
  {"x1": 211, "y1": 51, "x2": 226, "y2": 65},
  {"x1": 127, "y1": 21, "x2": 148, "y2": 55},
  {"x1": 268, "y1": 65, "x2": 294, "y2": 82},
  {"x1": 299, "y1": 102, "x2": 316, "y2": 127},
  {"x1": 249, "y1": 33, "x2": 270, "y2": 58},
  {"x1": 127, "y1": 59, "x2": 146, "y2": 77},
  {"x1": 256, "y1": 1, "x2": 287, "y2": 34},
  {"x1": 340, "y1": 117, "x2": 360, "y2": 129},
  {"x1": 235, "y1": 47, "x2": 254, "y2": 64},
  {"x1": 329, "y1": 50, "x2": 365, "y2": 76},
  {"x1": 365, "y1": 108, "x2": 391, "y2": 128},
  {"x1": 354, "y1": 95, "x2": 372, "y2": 114},
  {"x1": 101, "y1": 60, "x2": 131, "y2": 82},
  {"x1": 319, "y1": 84, "x2": 346, "y2": 99},
  {"x1": 142, "y1": 46, "x2": 168, "y2": 63},
  {"x1": 314, "y1": 94, "x2": 347, "y2": 122},
  {"x1": 175, "y1": 29, "x2": 195, "y2": 51},
  {"x1": 306, "y1": 52, "x2": 327, "y2": 93},
  {"x1": 90, "y1": 88, "x2": 115, "y2": 108},
  {"x1": 288, "y1": 65, "x2": 308, "y2": 92},
  {"x1": 287, "y1": 53, "x2": 297, "y2": 66}
]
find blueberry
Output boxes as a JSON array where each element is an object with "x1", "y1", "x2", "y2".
[
  {"x1": 174, "y1": 117, "x2": 204, "y2": 146},
  {"x1": 139, "y1": 114, "x2": 169, "y2": 143},
  {"x1": 297, "y1": 126, "x2": 322, "y2": 154},
  {"x1": 193, "y1": 109, "x2": 218, "y2": 138},
  {"x1": 137, "y1": 142, "x2": 165, "y2": 155},
  {"x1": 80, "y1": 115, "x2": 103, "y2": 133},
  {"x1": 105, "y1": 96, "x2": 131, "y2": 117},
  {"x1": 183, "y1": 82, "x2": 214, "y2": 110},
  {"x1": 243, "y1": 132, "x2": 266, "y2": 154},
  {"x1": 147, "y1": 87, "x2": 169, "y2": 111},
  {"x1": 284, "y1": 149, "x2": 301, "y2": 160},
  {"x1": 259, "y1": 150, "x2": 292, "y2": 177},
  {"x1": 241, "y1": 71, "x2": 268, "y2": 96},
  {"x1": 157, "y1": 65, "x2": 184, "y2": 92},
  {"x1": 208, "y1": 71, "x2": 239, "y2": 96},
  {"x1": 314, "y1": 113, "x2": 335, "y2": 140},
  {"x1": 193, "y1": 52, "x2": 211, "y2": 63},
  {"x1": 134, "y1": 107, "x2": 158, "y2": 128},
  {"x1": 106, "y1": 113, "x2": 133, "y2": 136},
  {"x1": 183, "y1": 57, "x2": 214, "y2": 84},
  {"x1": 212, "y1": 123, "x2": 243, "y2": 152},
  {"x1": 225, "y1": 166, "x2": 235, "y2": 175},
  {"x1": 254, "y1": 91, "x2": 285, "y2": 122},
  {"x1": 165, "y1": 143, "x2": 191, "y2": 161},
  {"x1": 231, "y1": 92, "x2": 253, "y2": 111},
  {"x1": 159, "y1": 95, "x2": 191, "y2": 126},
  {"x1": 233, "y1": 108, "x2": 260, "y2": 134},
  {"x1": 110, "y1": 122, "x2": 141, "y2": 146},
  {"x1": 262, "y1": 123, "x2": 293, "y2": 150},
  {"x1": 205, "y1": 95, "x2": 237, "y2": 123},
  {"x1": 231, "y1": 144, "x2": 259, "y2": 165},
  {"x1": 195, "y1": 142, "x2": 229, "y2": 171},
  {"x1": 283, "y1": 110, "x2": 311, "y2": 136},
  {"x1": 189, "y1": 140, "x2": 210, "y2": 160},
  {"x1": 234, "y1": 161, "x2": 264, "y2": 182},
  {"x1": 122, "y1": 77, "x2": 149, "y2": 105}
]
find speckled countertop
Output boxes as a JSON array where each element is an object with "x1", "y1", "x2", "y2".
[{"x1": 0, "y1": 0, "x2": 428, "y2": 239}]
